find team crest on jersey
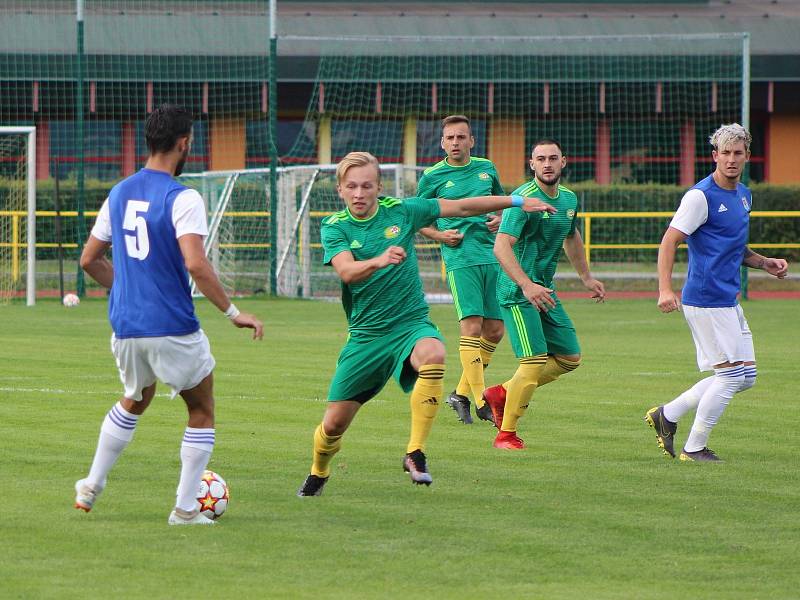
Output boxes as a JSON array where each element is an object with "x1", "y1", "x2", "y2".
[
  {"x1": 566, "y1": 209, "x2": 576, "y2": 218},
  {"x1": 478, "y1": 172, "x2": 490, "y2": 180},
  {"x1": 741, "y1": 196, "x2": 750, "y2": 211},
  {"x1": 384, "y1": 225, "x2": 401, "y2": 239}
]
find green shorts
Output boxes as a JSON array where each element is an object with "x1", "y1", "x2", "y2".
[
  {"x1": 447, "y1": 264, "x2": 502, "y2": 321},
  {"x1": 327, "y1": 320, "x2": 443, "y2": 403},
  {"x1": 501, "y1": 296, "x2": 580, "y2": 358}
]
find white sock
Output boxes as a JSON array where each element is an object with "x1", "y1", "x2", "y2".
[
  {"x1": 86, "y1": 402, "x2": 140, "y2": 489},
  {"x1": 662, "y1": 376, "x2": 715, "y2": 423},
  {"x1": 684, "y1": 365, "x2": 745, "y2": 452},
  {"x1": 740, "y1": 365, "x2": 757, "y2": 392},
  {"x1": 175, "y1": 427, "x2": 215, "y2": 512}
]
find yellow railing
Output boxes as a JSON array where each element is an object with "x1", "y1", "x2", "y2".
[
  {"x1": 3, "y1": 210, "x2": 799, "y2": 282},
  {"x1": 579, "y1": 211, "x2": 800, "y2": 265}
]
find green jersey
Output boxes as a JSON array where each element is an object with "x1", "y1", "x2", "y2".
[
  {"x1": 321, "y1": 196, "x2": 440, "y2": 338},
  {"x1": 496, "y1": 180, "x2": 579, "y2": 307},
  {"x1": 416, "y1": 156, "x2": 504, "y2": 271}
]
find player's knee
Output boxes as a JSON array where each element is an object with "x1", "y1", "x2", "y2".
[
  {"x1": 482, "y1": 319, "x2": 504, "y2": 342},
  {"x1": 558, "y1": 354, "x2": 581, "y2": 369},
  {"x1": 713, "y1": 366, "x2": 746, "y2": 395},
  {"x1": 323, "y1": 415, "x2": 349, "y2": 437},
  {"x1": 418, "y1": 346, "x2": 447, "y2": 366},
  {"x1": 740, "y1": 365, "x2": 757, "y2": 392},
  {"x1": 459, "y1": 316, "x2": 482, "y2": 337},
  {"x1": 422, "y1": 351, "x2": 446, "y2": 366}
]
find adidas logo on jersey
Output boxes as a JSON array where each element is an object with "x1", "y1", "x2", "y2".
[
  {"x1": 350, "y1": 240, "x2": 363, "y2": 249},
  {"x1": 718, "y1": 204, "x2": 728, "y2": 213},
  {"x1": 445, "y1": 181, "x2": 455, "y2": 188}
]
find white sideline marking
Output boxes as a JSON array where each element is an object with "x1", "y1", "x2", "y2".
[{"x1": 0, "y1": 386, "x2": 330, "y2": 403}]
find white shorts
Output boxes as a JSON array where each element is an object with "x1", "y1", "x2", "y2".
[
  {"x1": 683, "y1": 304, "x2": 755, "y2": 372},
  {"x1": 110, "y1": 330, "x2": 216, "y2": 401}
]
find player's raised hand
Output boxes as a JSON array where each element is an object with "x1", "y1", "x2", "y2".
[
  {"x1": 657, "y1": 289, "x2": 681, "y2": 313},
  {"x1": 232, "y1": 312, "x2": 264, "y2": 340},
  {"x1": 763, "y1": 257, "x2": 789, "y2": 279},
  {"x1": 440, "y1": 229, "x2": 464, "y2": 247},
  {"x1": 522, "y1": 281, "x2": 556, "y2": 312},
  {"x1": 585, "y1": 278, "x2": 606, "y2": 303},
  {"x1": 521, "y1": 197, "x2": 557, "y2": 214},
  {"x1": 485, "y1": 214, "x2": 502, "y2": 233},
  {"x1": 378, "y1": 245, "x2": 407, "y2": 267}
]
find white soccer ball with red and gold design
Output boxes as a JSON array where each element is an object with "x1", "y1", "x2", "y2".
[
  {"x1": 62, "y1": 293, "x2": 80, "y2": 307},
  {"x1": 197, "y1": 470, "x2": 229, "y2": 520}
]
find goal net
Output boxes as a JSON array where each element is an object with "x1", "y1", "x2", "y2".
[
  {"x1": 273, "y1": 32, "x2": 747, "y2": 295},
  {"x1": 0, "y1": 127, "x2": 35, "y2": 305},
  {"x1": 180, "y1": 163, "x2": 420, "y2": 299}
]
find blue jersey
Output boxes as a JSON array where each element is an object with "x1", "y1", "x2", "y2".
[
  {"x1": 107, "y1": 169, "x2": 200, "y2": 338},
  {"x1": 681, "y1": 174, "x2": 751, "y2": 308}
]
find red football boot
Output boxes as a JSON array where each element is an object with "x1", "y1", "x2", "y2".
[{"x1": 493, "y1": 430, "x2": 526, "y2": 450}]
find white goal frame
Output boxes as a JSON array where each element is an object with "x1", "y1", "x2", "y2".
[
  {"x1": 180, "y1": 163, "x2": 413, "y2": 299},
  {"x1": 0, "y1": 126, "x2": 36, "y2": 306}
]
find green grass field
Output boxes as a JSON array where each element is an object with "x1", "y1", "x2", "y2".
[{"x1": 2, "y1": 297, "x2": 798, "y2": 599}]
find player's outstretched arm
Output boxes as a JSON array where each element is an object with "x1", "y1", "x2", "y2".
[
  {"x1": 563, "y1": 231, "x2": 605, "y2": 302},
  {"x1": 79, "y1": 235, "x2": 114, "y2": 289},
  {"x1": 657, "y1": 226, "x2": 687, "y2": 313},
  {"x1": 743, "y1": 247, "x2": 789, "y2": 279},
  {"x1": 330, "y1": 246, "x2": 407, "y2": 285},
  {"x1": 178, "y1": 233, "x2": 264, "y2": 340},
  {"x1": 494, "y1": 232, "x2": 555, "y2": 312},
  {"x1": 438, "y1": 195, "x2": 556, "y2": 218}
]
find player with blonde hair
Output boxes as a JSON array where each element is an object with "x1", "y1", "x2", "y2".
[
  {"x1": 646, "y1": 123, "x2": 788, "y2": 461},
  {"x1": 297, "y1": 151, "x2": 556, "y2": 495}
]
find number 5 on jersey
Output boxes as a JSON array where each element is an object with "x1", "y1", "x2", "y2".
[{"x1": 124, "y1": 200, "x2": 150, "y2": 259}]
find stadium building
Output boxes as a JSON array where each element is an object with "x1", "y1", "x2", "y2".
[{"x1": 1, "y1": 0, "x2": 799, "y2": 185}]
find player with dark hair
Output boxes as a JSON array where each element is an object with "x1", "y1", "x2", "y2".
[
  {"x1": 76, "y1": 103, "x2": 263, "y2": 524},
  {"x1": 416, "y1": 115, "x2": 506, "y2": 425},
  {"x1": 646, "y1": 123, "x2": 788, "y2": 461},
  {"x1": 483, "y1": 139, "x2": 605, "y2": 449},
  {"x1": 297, "y1": 151, "x2": 555, "y2": 496}
]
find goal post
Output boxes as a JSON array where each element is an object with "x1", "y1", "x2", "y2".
[
  {"x1": 0, "y1": 126, "x2": 36, "y2": 306},
  {"x1": 179, "y1": 163, "x2": 418, "y2": 300}
]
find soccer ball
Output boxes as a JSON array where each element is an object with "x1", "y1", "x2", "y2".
[
  {"x1": 62, "y1": 293, "x2": 80, "y2": 307},
  {"x1": 196, "y1": 470, "x2": 229, "y2": 520}
]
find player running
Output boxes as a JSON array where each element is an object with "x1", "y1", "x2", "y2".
[
  {"x1": 646, "y1": 123, "x2": 788, "y2": 462},
  {"x1": 75, "y1": 104, "x2": 263, "y2": 524},
  {"x1": 482, "y1": 138, "x2": 605, "y2": 450},
  {"x1": 297, "y1": 151, "x2": 555, "y2": 496},
  {"x1": 417, "y1": 115, "x2": 506, "y2": 425}
]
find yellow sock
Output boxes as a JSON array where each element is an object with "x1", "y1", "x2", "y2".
[
  {"x1": 408, "y1": 364, "x2": 444, "y2": 453},
  {"x1": 475, "y1": 337, "x2": 498, "y2": 407},
  {"x1": 310, "y1": 423, "x2": 343, "y2": 478},
  {"x1": 501, "y1": 354, "x2": 547, "y2": 432},
  {"x1": 538, "y1": 355, "x2": 581, "y2": 387},
  {"x1": 455, "y1": 373, "x2": 470, "y2": 397},
  {"x1": 479, "y1": 337, "x2": 497, "y2": 367},
  {"x1": 455, "y1": 336, "x2": 483, "y2": 404}
]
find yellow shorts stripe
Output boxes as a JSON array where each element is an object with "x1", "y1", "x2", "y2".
[
  {"x1": 448, "y1": 270, "x2": 463, "y2": 319},
  {"x1": 510, "y1": 305, "x2": 533, "y2": 356}
]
